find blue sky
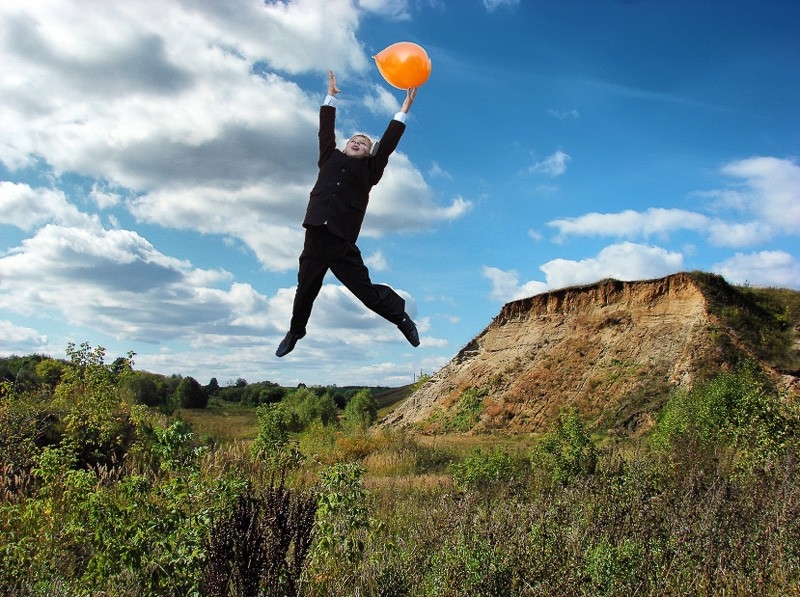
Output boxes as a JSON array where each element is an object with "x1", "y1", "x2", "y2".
[{"x1": 1, "y1": 0, "x2": 798, "y2": 387}]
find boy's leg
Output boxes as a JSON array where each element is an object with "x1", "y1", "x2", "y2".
[
  {"x1": 328, "y1": 236, "x2": 406, "y2": 325},
  {"x1": 290, "y1": 227, "x2": 329, "y2": 335},
  {"x1": 278, "y1": 227, "x2": 328, "y2": 356},
  {"x1": 327, "y1": 231, "x2": 418, "y2": 346}
]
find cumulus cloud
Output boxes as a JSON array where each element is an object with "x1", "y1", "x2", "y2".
[
  {"x1": 0, "y1": 321, "x2": 48, "y2": 355},
  {"x1": 547, "y1": 158, "x2": 800, "y2": 248},
  {"x1": 718, "y1": 156, "x2": 800, "y2": 236},
  {"x1": 362, "y1": 152, "x2": 473, "y2": 236},
  {"x1": 0, "y1": 223, "x2": 274, "y2": 342},
  {"x1": 549, "y1": 208, "x2": 709, "y2": 241},
  {"x1": 484, "y1": 242, "x2": 684, "y2": 303},
  {"x1": 0, "y1": 181, "x2": 97, "y2": 230},
  {"x1": 713, "y1": 250, "x2": 800, "y2": 289},
  {"x1": 0, "y1": 0, "x2": 461, "y2": 385},
  {"x1": 0, "y1": 1, "x2": 466, "y2": 276},
  {"x1": 482, "y1": 266, "x2": 548, "y2": 302}
]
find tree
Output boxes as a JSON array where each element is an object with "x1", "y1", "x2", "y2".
[
  {"x1": 176, "y1": 376, "x2": 208, "y2": 409},
  {"x1": 342, "y1": 390, "x2": 377, "y2": 431},
  {"x1": 125, "y1": 372, "x2": 161, "y2": 407},
  {"x1": 35, "y1": 358, "x2": 67, "y2": 391},
  {"x1": 205, "y1": 377, "x2": 220, "y2": 397}
]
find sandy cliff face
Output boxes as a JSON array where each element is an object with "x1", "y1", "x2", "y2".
[{"x1": 384, "y1": 273, "x2": 744, "y2": 435}]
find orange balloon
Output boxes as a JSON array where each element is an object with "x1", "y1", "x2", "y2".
[{"x1": 373, "y1": 41, "x2": 432, "y2": 89}]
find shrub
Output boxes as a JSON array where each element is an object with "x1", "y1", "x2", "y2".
[
  {"x1": 342, "y1": 389, "x2": 378, "y2": 431},
  {"x1": 651, "y1": 362, "x2": 798, "y2": 470},
  {"x1": 450, "y1": 447, "x2": 517, "y2": 492},
  {"x1": 530, "y1": 407, "x2": 598, "y2": 484}
]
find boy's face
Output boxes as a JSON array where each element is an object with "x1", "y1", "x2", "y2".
[{"x1": 344, "y1": 135, "x2": 371, "y2": 158}]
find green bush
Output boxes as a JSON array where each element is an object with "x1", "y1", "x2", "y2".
[
  {"x1": 342, "y1": 389, "x2": 378, "y2": 431},
  {"x1": 530, "y1": 407, "x2": 598, "y2": 484},
  {"x1": 651, "y1": 362, "x2": 798, "y2": 470},
  {"x1": 450, "y1": 447, "x2": 517, "y2": 492}
]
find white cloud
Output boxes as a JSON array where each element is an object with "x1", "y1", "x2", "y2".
[
  {"x1": 0, "y1": 2, "x2": 467, "y2": 275},
  {"x1": 0, "y1": 0, "x2": 458, "y2": 386},
  {"x1": 540, "y1": 242, "x2": 683, "y2": 290},
  {"x1": 713, "y1": 250, "x2": 800, "y2": 289},
  {"x1": 482, "y1": 266, "x2": 548, "y2": 302},
  {"x1": 365, "y1": 250, "x2": 389, "y2": 271},
  {"x1": 0, "y1": 181, "x2": 97, "y2": 230},
  {"x1": 706, "y1": 220, "x2": 773, "y2": 248},
  {"x1": 529, "y1": 150, "x2": 571, "y2": 177},
  {"x1": 484, "y1": 242, "x2": 684, "y2": 303},
  {"x1": 547, "y1": 158, "x2": 800, "y2": 249},
  {"x1": 549, "y1": 208, "x2": 709, "y2": 241},
  {"x1": 718, "y1": 156, "x2": 800, "y2": 237},
  {"x1": 0, "y1": 321, "x2": 48, "y2": 355},
  {"x1": 0, "y1": 223, "x2": 276, "y2": 342},
  {"x1": 362, "y1": 152, "x2": 473, "y2": 236}
]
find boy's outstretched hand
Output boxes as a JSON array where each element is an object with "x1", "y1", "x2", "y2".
[
  {"x1": 328, "y1": 69, "x2": 341, "y2": 96},
  {"x1": 401, "y1": 87, "x2": 418, "y2": 114}
]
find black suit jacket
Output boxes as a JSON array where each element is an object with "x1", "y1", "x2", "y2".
[{"x1": 303, "y1": 105, "x2": 406, "y2": 242}]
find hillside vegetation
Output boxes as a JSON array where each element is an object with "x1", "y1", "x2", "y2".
[{"x1": 1, "y1": 273, "x2": 799, "y2": 596}]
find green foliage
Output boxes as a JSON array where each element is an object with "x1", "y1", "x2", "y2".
[
  {"x1": 252, "y1": 403, "x2": 304, "y2": 469},
  {"x1": 283, "y1": 387, "x2": 338, "y2": 430},
  {"x1": 3, "y1": 342, "x2": 800, "y2": 595},
  {"x1": 425, "y1": 386, "x2": 488, "y2": 433},
  {"x1": 152, "y1": 419, "x2": 207, "y2": 474},
  {"x1": 690, "y1": 272, "x2": 799, "y2": 369},
  {"x1": 423, "y1": 531, "x2": 514, "y2": 596},
  {"x1": 0, "y1": 381, "x2": 46, "y2": 469},
  {"x1": 583, "y1": 536, "x2": 644, "y2": 597},
  {"x1": 311, "y1": 462, "x2": 370, "y2": 568},
  {"x1": 652, "y1": 362, "x2": 797, "y2": 470},
  {"x1": 342, "y1": 389, "x2": 377, "y2": 431},
  {"x1": 450, "y1": 447, "x2": 517, "y2": 492},
  {"x1": 122, "y1": 370, "x2": 162, "y2": 407},
  {"x1": 176, "y1": 375, "x2": 209, "y2": 409},
  {"x1": 51, "y1": 342, "x2": 137, "y2": 467},
  {"x1": 34, "y1": 358, "x2": 67, "y2": 391},
  {"x1": 531, "y1": 408, "x2": 598, "y2": 484}
]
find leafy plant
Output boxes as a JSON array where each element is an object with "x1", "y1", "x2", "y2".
[
  {"x1": 342, "y1": 389, "x2": 378, "y2": 432},
  {"x1": 311, "y1": 462, "x2": 370, "y2": 567},
  {"x1": 530, "y1": 407, "x2": 598, "y2": 484},
  {"x1": 450, "y1": 447, "x2": 517, "y2": 492},
  {"x1": 651, "y1": 361, "x2": 797, "y2": 470}
]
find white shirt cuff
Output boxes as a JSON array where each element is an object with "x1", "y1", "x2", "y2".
[
  {"x1": 393, "y1": 111, "x2": 407, "y2": 123},
  {"x1": 323, "y1": 95, "x2": 337, "y2": 106}
]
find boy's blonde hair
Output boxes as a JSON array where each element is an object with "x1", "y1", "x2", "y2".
[{"x1": 349, "y1": 133, "x2": 373, "y2": 150}]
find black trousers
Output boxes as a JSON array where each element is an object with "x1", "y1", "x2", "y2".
[{"x1": 289, "y1": 226, "x2": 406, "y2": 336}]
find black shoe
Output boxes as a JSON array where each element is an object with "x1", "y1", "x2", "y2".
[
  {"x1": 397, "y1": 315, "x2": 420, "y2": 347},
  {"x1": 276, "y1": 331, "x2": 304, "y2": 357}
]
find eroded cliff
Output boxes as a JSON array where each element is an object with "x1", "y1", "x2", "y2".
[{"x1": 384, "y1": 273, "x2": 792, "y2": 436}]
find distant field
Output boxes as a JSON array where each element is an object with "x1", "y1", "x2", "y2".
[
  {"x1": 177, "y1": 399, "x2": 260, "y2": 444},
  {"x1": 177, "y1": 385, "x2": 416, "y2": 445}
]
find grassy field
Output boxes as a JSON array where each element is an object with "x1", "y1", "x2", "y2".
[{"x1": 176, "y1": 398, "x2": 260, "y2": 444}]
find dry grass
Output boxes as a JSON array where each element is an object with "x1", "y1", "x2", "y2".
[{"x1": 176, "y1": 399, "x2": 259, "y2": 444}]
